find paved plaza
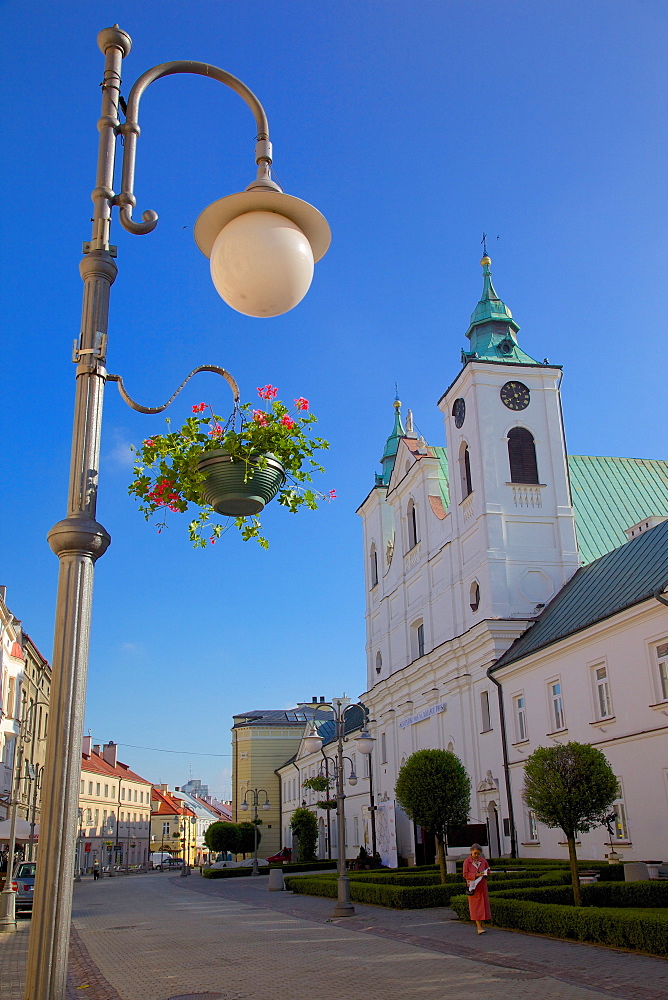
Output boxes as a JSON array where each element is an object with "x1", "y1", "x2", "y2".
[{"x1": 1, "y1": 871, "x2": 666, "y2": 1000}]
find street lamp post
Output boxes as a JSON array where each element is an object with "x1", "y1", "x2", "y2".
[
  {"x1": 24, "y1": 26, "x2": 329, "y2": 1000},
  {"x1": 240, "y1": 788, "x2": 270, "y2": 875},
  {"x1": 304, "y1": 697, "x2": 375, "y2": 918}
]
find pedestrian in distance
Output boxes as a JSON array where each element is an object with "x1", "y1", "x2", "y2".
[
  {"x1": 93, "y1": 860, "x2": 100, "y2": 881},
  {"x1": 462, "y1": 843, "x2": 491, "y2": 934}
]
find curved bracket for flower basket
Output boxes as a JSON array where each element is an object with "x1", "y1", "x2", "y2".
[{"x1": 107, "y1": 364, "x2": 240, "y2": 414}]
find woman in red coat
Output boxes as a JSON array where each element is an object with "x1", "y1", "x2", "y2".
[{"x1": 462, "y1": 843, "x2": 491, "y2": 933}]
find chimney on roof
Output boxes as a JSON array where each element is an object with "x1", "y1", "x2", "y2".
[
  {"x1": 82, "y1": 735, "x2": 92, "y2": 756},
  {"x1": 102, "y1": 742, "x2": 118, "y2": 768},
  {"x1": 320, "y1": 696, "x2": 325, "y2": 703},
  {"x1": 93, "y1": 745, "x2": 101, "y2": 755}
]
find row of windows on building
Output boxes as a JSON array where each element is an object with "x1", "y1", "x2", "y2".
[
  {"x1": 503, "y1": 643, "x2": 668, "y2": 744},
  {"x1": 80, "y1": 779, "x2": 149, "y2": 803},
  {"x1": 283, "y1": 756, "x2": 371, "y2": 803},
  {"x1": 81, "y1": 808, "x2": 149, "y2": 828}
]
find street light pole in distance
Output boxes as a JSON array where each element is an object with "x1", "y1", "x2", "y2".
[
  {"x1": 24, "y1": 25, "x2": 330, "y2": 1000},
  {"x1": 303, "y1": 698, "x2": 375, "y2": 918},
  {"x1": 240, "y1": 789, "x2": 270, "y2": 875}
]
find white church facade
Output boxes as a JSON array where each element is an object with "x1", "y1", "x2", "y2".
[{"x1": 357, "y1": 255, "x2": 668, "y2": 864}]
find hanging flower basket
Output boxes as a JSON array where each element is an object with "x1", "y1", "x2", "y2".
[
  {"x1": 197, "y1": 450, "x2": 286, "y2": 516},
  {"x1": 129, "y1": 385, "x2": 333, "y2": 547}
]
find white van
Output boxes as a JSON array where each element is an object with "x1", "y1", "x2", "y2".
[{"x1": 149, "y1": 852, "x2": 173, "y2": 869}]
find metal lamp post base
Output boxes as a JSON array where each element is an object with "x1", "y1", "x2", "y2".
[
  {"x1": 332, "y1": 900, "x2": 355, "y2": 917},
  {"x1": 0, "y1": 887, "x2": 17, "y2": 932}
]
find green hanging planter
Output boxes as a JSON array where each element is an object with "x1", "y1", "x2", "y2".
[{"x1": 197, "y1": 450, "x2": 286, "y2": 516}]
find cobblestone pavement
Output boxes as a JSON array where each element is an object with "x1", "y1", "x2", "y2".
[{"x1": 1, "y1": 872, "x2": 666, "y2": 1000}]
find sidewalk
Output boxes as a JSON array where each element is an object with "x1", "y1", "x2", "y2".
[{"x1": 0, "y1": 871, "x2": 665, "y2": 1000}]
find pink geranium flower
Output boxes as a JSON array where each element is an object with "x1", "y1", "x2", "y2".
[
  {"x1": 253, "y1": 410, "x2": 269, "y2": 426},
  {"x1": 281, "y1": 414, "x2": 295, "y2": 429},
  {"x1": 257, "y1": 384, "x2": 279, "y2": 400},
  {"x1": 294, "y1": 397, "x2": 309, "y2": 411}
]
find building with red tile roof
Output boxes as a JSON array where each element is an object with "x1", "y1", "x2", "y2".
[
  {"x1": 78, "y1": 736, "x2": 152, "y2": 873},
  {"x1": 150, "y1": 785, "x2": 197, "y2": 865}
]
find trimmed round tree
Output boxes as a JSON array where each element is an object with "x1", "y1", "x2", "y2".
[
  {"x1": 395, "y1": 749, "x2": 471, "y2": 884},
  {"x1": 204, "y1": 822, "x2": 240, "y2": 858},
  {"x1": 290, "y1": 807, "x2": 319, "y2": 862},
  {"x1": 522, "y1": 741, "x2": 618, "y2": 906},
  {"x1": 238, "y1": 821, "x2": 262, "y2": 857}
]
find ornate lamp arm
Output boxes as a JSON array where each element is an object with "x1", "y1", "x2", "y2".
[
  {"x1": 116, "y1": 61, "x2": 273, "y2": 236},
  {"x1": 107, "y1": 364, "x2": 240, "y2": 414}
]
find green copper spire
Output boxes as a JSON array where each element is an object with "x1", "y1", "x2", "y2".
[
  {"x1": 377, "y1": 398, "x2": 405, "y2": 486},
  {"x1": 463, "y1": 255, "x2": 539, "y2": 365}
]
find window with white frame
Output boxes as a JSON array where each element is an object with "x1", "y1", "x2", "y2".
[
  {"x1": 513, "y1": 694, "x2": 528, "y2": 742},
  {"x1": 411, "y1": 620, "x2": 425, "y2": 660},
  {"x1": 375, "y1": 651, "x2": 382, "y2": 675},
  {"x1": 592, "y1": 662, "x2": 613, "y2": 718},
  {"x1": 656, "y1": 641, "x2": 668, "y2": 702},
  {"x1": 96, "y1": 783, "x2": 100, "y2": 796},
  {"x1": 549, "y1": 680, "x2": 566, "y2": 731},
  {"x1": 526, "y1": 809, "x2": 538, "y2": 842},
  {"x1": 610, "y1": 779, "x2": 630, "y2": 841},
  {"x1": 480, "y1": 690, "x2": 492, "y2": 732}
]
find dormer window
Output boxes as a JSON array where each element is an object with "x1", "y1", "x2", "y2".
[{"x1": 508, "y1": 428, "x2": 539, "y2": 484}]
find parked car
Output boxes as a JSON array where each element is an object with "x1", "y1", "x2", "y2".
[
  {"x1": 149, "y1": 852, "x2": 173, "y2": 869},
  {"x1": 266, "y1": 848, "x2": 292, "y2": 864},
  {"x1": 12, "y1": 861, "x2": 36, "y2": 914},
  {"x1": 159, "y1": 857, "x2": 184, "y2": 870}
]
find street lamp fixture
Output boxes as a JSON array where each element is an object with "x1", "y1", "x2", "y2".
[
  {"x1": 24, "y1": 26, "x2": 330, "y2": 1000},
  {"x1": 240, "y1": 788, "x2": 270, "y2": 875},
  {"x1": 304, "y1": 697, "x2": 373, "y2": 918}
]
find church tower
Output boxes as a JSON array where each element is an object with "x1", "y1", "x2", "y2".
[{"x1": 438, "y1": 255, "x2": 579, "y2": 620}]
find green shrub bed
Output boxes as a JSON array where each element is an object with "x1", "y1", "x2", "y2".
[
  {"x1": 449, "y1": 893, "x2": 668, "y2": 955},
  {"x1": 202, "y1": 860, "x2": 337, "y2": 879}
]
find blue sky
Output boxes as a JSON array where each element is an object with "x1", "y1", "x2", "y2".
[{"x1": 1, "y1": 1, "x2": 666, "y2": 797}]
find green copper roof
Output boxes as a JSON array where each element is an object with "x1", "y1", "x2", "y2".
[
  {"x1": 568, "y1": 455, "x2": 668, "y2": 563},
  {"x1": 377, "y1": 400, "x2": 406, "y2": 485},
  {"x1": 463, "y1": 256, "x2": 539, "y2": 365},
  {"x1": 431, "y1": 446, "x2": 450, "y2": 508},
  {"x1": 494, "y1": 518, "x2": 668, "y2": 669}
]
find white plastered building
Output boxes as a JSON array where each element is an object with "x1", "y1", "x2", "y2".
[{"x1": 357, "y1": 256, "x2": 668, "y2": 864}]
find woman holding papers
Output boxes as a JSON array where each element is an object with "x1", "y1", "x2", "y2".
[{"x1": 462, "y1": 843, "x2": 491, "y2": 933}]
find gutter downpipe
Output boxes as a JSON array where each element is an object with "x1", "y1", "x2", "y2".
[{"x1": 486, "y1": 661, "x2": 517, "y2": 859}]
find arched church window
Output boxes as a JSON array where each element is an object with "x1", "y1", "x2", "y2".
[
  {"x1": 375, "y1": 651, "x2": 382, "y2": 675},
  {"x1": 508, "y1": 427, "x2": 539, "y2": 484},
  {"x1": 470, "y1": 581, "x2": 480, "y2": 612},
  {"x1": 459, "y1": 443, "x2": 473, "y2": 499},
  {"x1": 407, "y1": 500, "x2": 418, "y2": 549},
  {"x1": 370, "y1": 545, "x2": 378, "y2": 587}
]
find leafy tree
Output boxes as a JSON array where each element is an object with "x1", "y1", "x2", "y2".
[
  {"x1": 395, "y1": 749, "x2": 470, "y2": 884},
  {"x1": 290, "y1": 807, "x2": 318, "y2": 862},
  {"x1": 204, "y1": 822, "x2": 240, "y2": 856},
  {"x1": 238, "y1": 821, "x2": 261, "y2": 857},
  {"x1": 522, "y1": 742, "x2": 618, "y2": 906}
]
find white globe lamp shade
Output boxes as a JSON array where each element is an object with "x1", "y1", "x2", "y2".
[
  {"x1": 348, "y1": 773, "x2": 358, "y2": 786},
  {"x1": 303, "y1": 728, "x2": 323, "y2": 755},
  {"x1": 209, "y1": 211, "x2": 314, "y2": 317},
  {"x1": 355, "y1": 729, "x2": 375, "y2": 755},
  {"x1": 240, "y1": 801, "x2": 249, "y2": 811}
]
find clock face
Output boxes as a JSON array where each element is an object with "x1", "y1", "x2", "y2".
[
  {"x1": 500, "y1": 381, "x2": 530, "y2": 411},
  {"x1": 452, "y1": 397, "x2": 466, "y2": 428}
]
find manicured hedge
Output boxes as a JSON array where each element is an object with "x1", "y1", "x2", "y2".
[
  {"x1": 483, "y1": 881, "x2": 668, "y2": 907},
  {"x1": 202, "y1": 860, "x2": 337, "y2": 879},
  {"x1": 449, "y1": 892, "x2": 668, "y2": 955}
]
